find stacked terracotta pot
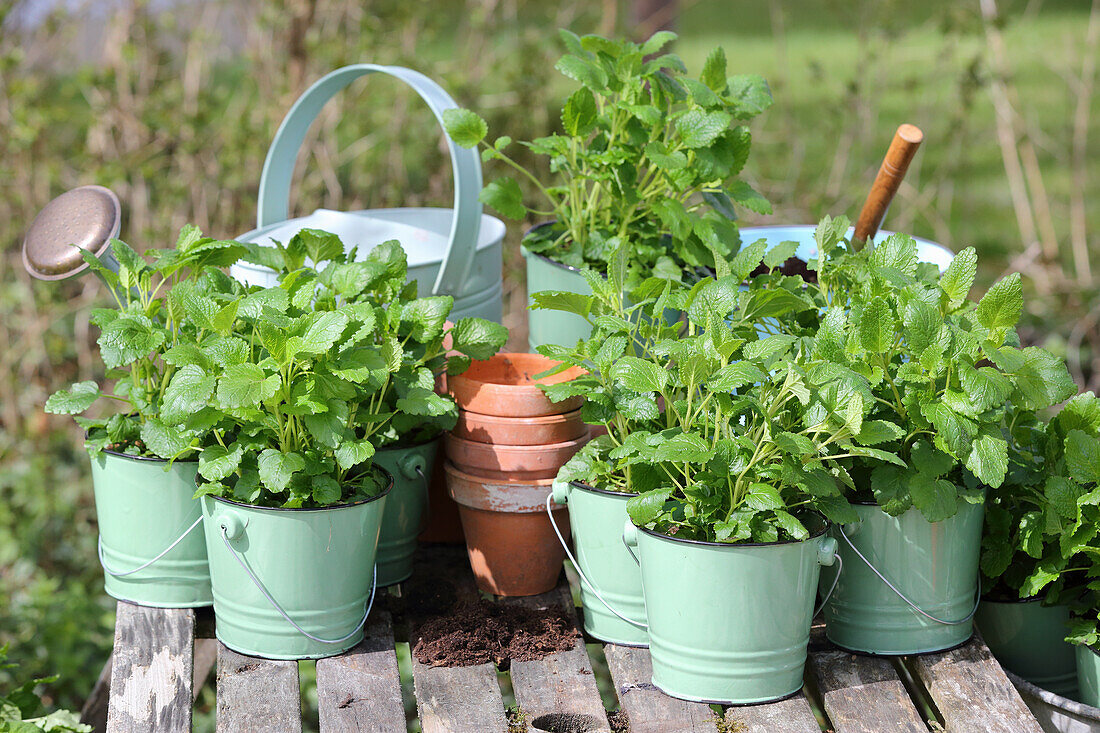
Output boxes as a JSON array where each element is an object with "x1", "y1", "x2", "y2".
[{"x1": 445, "y1": 353, "x2": 588, "y2": 596}]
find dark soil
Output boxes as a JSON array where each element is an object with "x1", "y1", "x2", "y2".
[
  {"x1": 607, "y1": 709, "x2": 630, "y2": 732},
  {"x1": 751, "y1": 255, "x2": 817, "y2": 283},
  {"x1": 412, "y1": 598, "x2": 577, "y2": 669}
]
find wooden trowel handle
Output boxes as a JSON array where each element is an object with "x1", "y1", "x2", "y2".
[{"x1": 852, "y1": 124, "x2": 923, "y2": 249}]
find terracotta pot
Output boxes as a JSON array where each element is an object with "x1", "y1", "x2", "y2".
[
  {"x1": 444, "y1": 461, "x2": 569, "y2": 596},
  {"x1": 449, "y1": 352, "x2": 586, "y2": 417},
  {"x1": 445, "y1": 432, "x2": 589, "y2": 480},
  {"x1": 453, "y1": 408, "x2": 586, "y2": 446},
  {"x1": 418, "y1": 451, "x2": 465, "y2": 544}
]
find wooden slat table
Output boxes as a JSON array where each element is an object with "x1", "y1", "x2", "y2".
[{"x1": 84, "y1": 546, "x2": 1044, "y2": 733}]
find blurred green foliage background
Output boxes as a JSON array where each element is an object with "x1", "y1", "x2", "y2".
[{"x1": 0, "y1": 0, "x2": 1096, "y2": 721}]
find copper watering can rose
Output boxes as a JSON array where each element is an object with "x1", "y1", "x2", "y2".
[{"x1": 22, "y1": 185, "x2": 123, "y2": 281}]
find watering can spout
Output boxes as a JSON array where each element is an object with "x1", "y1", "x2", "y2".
[{"x1": 22, "y1": 185, "x2": 122, "y2": 281}]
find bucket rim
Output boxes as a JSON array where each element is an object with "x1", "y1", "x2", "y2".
[
  {"x1": 978, "y1": 593, "x2": 1050, "y2": 606},
  {"x1": 98, "y1": 446, "x2": 198, "y2": 465},
  {"x1": 205, "y1": 466, "x2": 393, "y2": 513},
  {"x1": 633, "y1": 511, "x2": 829, "y2": 548},
  {"x1": 737, "y1": 223, "x2": 952, "y2": 249},
  {"x1": 569, "y1": 480, "x2": 636, "y2": 499}
]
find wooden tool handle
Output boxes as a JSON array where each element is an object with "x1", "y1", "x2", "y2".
[{"x1": 852, "y1": 123, "x2": 923, "y2": 248}]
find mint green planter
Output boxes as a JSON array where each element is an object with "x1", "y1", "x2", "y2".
[
  {"x1": 92, "y1": 451, "x2": 211, "y2": 608},
  {"x1": 1078, "y1": 645, "x2": 1100, "y2": 708},
  {"x1": 624, "y1": 517, "x2": 837, "y2": 704},
  {"x1": 201, "y1": 478, "x2": 390, "y2": 660},
  {"x1": 525, "y1": 248, "x2": 591, "y2": 352},
  {"x1": 976, "y1": 597, "x2": 1077, "y2": 697},
  {"x1": 823, "y1": 500, "x2": 984, "y2": 655},
  {"x1": 551, "y1": 481, "x2": 648, "y2": 647},
  {"x1": 372, "y1": 440, "x2": 439, "y2": 586}
]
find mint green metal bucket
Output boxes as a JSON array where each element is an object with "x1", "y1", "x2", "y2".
[
  {"x1": 201, "y1": 476, "x2": 390, "y2": 660},
  {"x1": 1078, "y1": 646, "x2": 1100, "y2": 708},
  {"x1": 550, "y1": 481, "x2": 648, "y2": 646},
  {"x1": 525, "y1": 248, "x2": 592, "y2": 352},
  {"x1": 624, "y1": 516, "x2": 838, "y2": 704},
  {"x1": 823, "y1": 500, "x2": 984, "y2": 655},
  {"x1": 977, "y1": 597, "x2": 1077, "y2": 697},
  {"x1": 92, "y1": 451, "x2": 211, "y2": 608},
  {"x1": 372, "y1": 440, "x2": 439, "y2": 586}
]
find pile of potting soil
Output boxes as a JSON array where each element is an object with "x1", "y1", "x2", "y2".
[
  {"x1": 751, "y1": 256, "x2": 817, "y2": 283},
  {"x1": 412, "y1": 598, "x2": 577, "y2": 669}
]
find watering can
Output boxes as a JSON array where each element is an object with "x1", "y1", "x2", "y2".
[
  {"x1": 22, "y1": 185, "x2": 123, "y2": 282},
  {"x1": 230, "y1": 64, "x2": 505, "y2": 323}
]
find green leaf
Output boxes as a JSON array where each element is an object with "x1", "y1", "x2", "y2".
[
  {"x1": 903, "y1": 299, "x2": 940, "y2": 354},
  {"x1": 1067, "y1": 430, "x2": 1100, "y2": 484},
  {"x1": 217, "y1": 364, "x2": 280, "y2": 409},
  {"x1": 530, "y1": 290, "x2": 593, "y2": 318},
  {"x1": 98, "y1": 312, "x2": 165, "y2": 368},
  {"x1": 776, "y1": 431, "x2": 817, "y2": 455},
  {"x1": 652, "y1": 433, "x2": 710, "y2": 462},
  {"x1": 257, "y1": 449, "x2": 305, "y2": 493},
  {"x1": 814, "y1": 495, "x2": 860, "y2": 525},
  {"x1": 700, "y1": 45, "x2": 727, "y2": 91},
  {"x1": 45, "y1": 381, "x2": 100, "y2": 414},
  {"x1": 403, "y1": 296, "x2": 453, "y2": 342},
  {"x1": 291, "y1": 228, "x2": 344, "y2": 264},
  {"x1": 773, "y1": 510, "x2": 809, "y2": 540},
  {"x1": 640, "y1": 30, "x2": 677, "y2": 55},
  {"x1": 451, "y1": 318, "x2": 508, "y2": 360},
  {"x1": 139, "y1": 418, "x2": 192, "y2": 460},
  {"x1": 396, "y1": 387, "x2": 454, "y2": 416},
  {"x1": 311, "y1": 475, "x2": 342, "y2": 505},
  {"x1": 727, "y1": 74, "x2": 773, "y2": 117},
  {"x1": 561, "y1": 87, "x2": 597, "y2": 136},
  {"x1": 555, "y1": 54, "x2": 609, "y2": 90},
  {"x1": 746, "y1": 483, "x2": 785, "y2": 510},
  {"x1": 707, "y1": 362, "x2": 765, "y2": 391},
  {"x1": 965, "y1": 426, "x2": 1009, "y2": 488},
  {"x1": 910, "y1": 473, "x2": 958, "y2": 522},
  {"x1": 859, "y1": 296, "x2": 894, "y2": 353},
  {"x1": 855, "y1": 420, "x2": 905, "y2": 446},
  {"x1": 959, "y1": 364, "x2": 1011, "y2": 413},
  {"x1": 727, "y1": 180, "x2": 771, "y2": 215},
  {"x1": 626, "y1": 487, "x2": 672, "y2": 526},
  {"x1": 921, "y1": 402, "x2": 975, "y2": 459},
  {"x1": 763, "y1": 240, "x2": 799, "y2": 269},
  {"x1": 299, "y1": 311, "x2": 350, "y2": 355},
  {"x1": 610, "y1": 357, "x2": 668, "y2": 393},
  {"x1": 644, "y1": 141, "x2": 688, "y2": 170},
  {"x1": 976, "y1": 272, "x2": 1022, "y2": 334},
  {"x1": 335, "y1": 439, "x2": 375, "y2": 470},
  {"x1": 869, "y1": 233, "x2": 918, "y2": 277},
  {"x1": 161, "y1": 365, "x2": 217, "y2": 423},
  {"x1": 939, "y1": 247, "x2": 977, "y2": 308},
  {"x1": 676, "y1": 109, "x2": 731, "y2": 148},
  {"x1": 199, "y1": 444, "x2": 244, "y2": 481},
  {"x1": 1047, "y1": 475, "x2": 1085, "y2": 518},
  {"x1": 442, "y1": 108, "x2": 488, "y2": 148},
  {"x1": 478, "y1": 177, "x2": 526, "y2": 219},
  {"x1": 1012, "y1": 347, "x2": 1077, "y2": 410}
]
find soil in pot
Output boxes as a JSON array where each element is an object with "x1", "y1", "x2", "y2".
[
  {"x1": 412, "y1": 598, "x2": 577, "y2": 668},
  {"x1": 751, "y1": 256, "x2": 817, "y2": 283}
]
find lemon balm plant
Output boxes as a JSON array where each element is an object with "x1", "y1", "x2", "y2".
[
  {"x1": 163, "y1": 230, "x2": 505, "y2": 658},
  {"x1": 42, "y1": 227, "x2": 244, "y2": 608},
  {"x1": 443, "y1": 29, "x2": 772, "y2": 349}
]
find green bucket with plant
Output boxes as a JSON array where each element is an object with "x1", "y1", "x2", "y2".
[
  {"x1": 534, "y1": 241, "x2": 864, "y2": 703},
  {"x1": 976, "y1": 400, "x2": 1096, "y2": 697},
  {"x1": 372, "y1": 440, "x2": 438, "y2": 586},
  {"x1": 162, "y1": 231, "x2": 505, "y2": 658},
  {"x1": 46, "y1": 227, "x2": 247, "y2": 607},
  {"x1": 444, "y1": 30, "x2": 772, "y2": 351},
  {"x1": 787, "y1": 218, "x2": 1078, "y2": 654}
]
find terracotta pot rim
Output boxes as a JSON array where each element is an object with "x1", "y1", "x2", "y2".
[
  {"x1": 458, "y1": 407, "x2": 582, "y2": 425},
  {"x1": 449, "y1": 352, "x2": 586, "y2": 418},
  {"x1": 445, "y1": 432, "x2": 589, "y2": 453},
  {"x1": 444, "y1": 461, "x2": 557, "y2": 487}
]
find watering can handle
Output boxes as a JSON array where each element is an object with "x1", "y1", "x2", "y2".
[{"x1": 256, "y1": 64, "x2": 483, "y2": 298}]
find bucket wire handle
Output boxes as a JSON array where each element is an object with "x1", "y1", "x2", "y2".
[
  {"x1": 813, "y1": 554, "x2": 843, "y2": 618},
  {"x1": 256, "y1": 64, "x2": 483, "y2": 297},
  {"x1": 837, "y1": 525, "x2": 980, "y2": 626},
  {"x1": 97, "y1": 515, "x2": 204, "y2": 577},
  {"x1": 545, "y1": 493, "x2": 647, "y2": 631},
  {"x1": 220, "y1": 525, "x2": 377, "y2": 644}
]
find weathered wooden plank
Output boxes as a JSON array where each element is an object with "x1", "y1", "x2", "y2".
[
  {"x1": 907, "y1": 638, "x2": 1043, "y2": 733},
  {"x1": 216, "y1": 644, "x2": 301, "y2": 732},
  {"x1": 726, "y1": 693, "x2": 822, "y2": 733},
  {"x1": 407, "y1": 546, "x2": 509, "y2": 733},
  {"x1": 316, "y1": 610, "x2": 405, "y2": 732},
  {"x1": 807, "y1": 649, "x2": 925, "y2": 733},
  {"x1": 507, "y1": 582, "x2": 612, "y2": 733},
  {"x1": 603, "y1": 645, "x2": 719, "y2": 733},
  {"x1": 106, "y1": 603, "x2": 194, "y2": 733}
]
